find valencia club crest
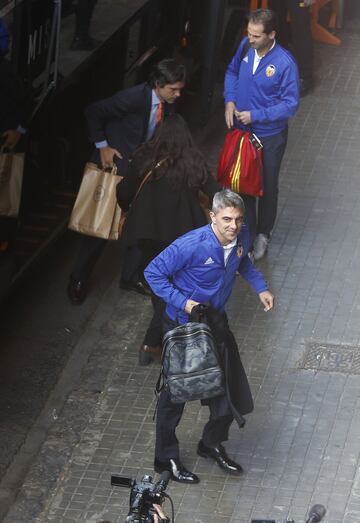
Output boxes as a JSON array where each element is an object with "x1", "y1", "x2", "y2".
[{"x1": 266, "y1": 64, "x2": 276, "y2": 77}]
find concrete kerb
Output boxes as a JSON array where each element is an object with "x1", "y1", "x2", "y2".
[{"x1": 0, "y1": 285, "x2": 147, "y2": 523}]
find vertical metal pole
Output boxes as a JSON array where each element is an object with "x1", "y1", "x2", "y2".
[
  {"x1": 42, "y1": 0, "x2": 61, "y2": 96},
  {"x1": 200, "y1": 0, "x2": 225, "y2": 122},
  {"x1": 34, "y1": 0, "x2": 61, "y2": 116},
  {"x1": 53, "y1": 0, "x2": 61, "y2": 86},
  {"x1": 32, "y1": 0, "x2": 61, "y2": 117}
]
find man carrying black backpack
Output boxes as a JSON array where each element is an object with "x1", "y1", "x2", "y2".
[{"x1": 144, "y1": 189, "x2": 274, "y2": 484}]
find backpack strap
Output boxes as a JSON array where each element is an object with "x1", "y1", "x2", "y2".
[
  {"x1": 239, "y1": 38, "x2": 251, "y2": 64},
  {"x1": 153, "y1": 370, "x2": 165, "y2": 421}
]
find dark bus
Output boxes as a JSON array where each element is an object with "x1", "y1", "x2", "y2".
[{"x1": 0, "y1": 0, "x2": 248, "y2": 296}]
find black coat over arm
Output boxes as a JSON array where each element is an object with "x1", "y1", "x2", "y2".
[
  {"x1": 116, "y1": 161, "x2": 221, "y2": 248},
  {"x1": 192, "y1": 306, "x2": 254, "y2": 428}
]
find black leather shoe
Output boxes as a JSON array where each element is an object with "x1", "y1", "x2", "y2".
[
  {"x1": 154, "y1": 458, "x2": 200, "y2": 484},
  {"x1": 139, "y1": 344, "x2": 162, "y2": 366},
  {"x1": 119, "y1": 279, "x2": 151, "y2": 297},
  {"x1": 197, "y1": 440, "x2": 243, "y2": 475},
  {"x1": 67, "y1": 280, "x2": 87, "y2": 305}
]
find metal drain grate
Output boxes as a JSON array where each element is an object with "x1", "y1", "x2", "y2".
[{"x1": 300, "y1": 342, "x2": 360, "y2": 374}]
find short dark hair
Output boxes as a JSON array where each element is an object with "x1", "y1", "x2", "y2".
[
  {"x1": 248, "y1": 9, "x2": 278, "y2": 34},
  {"x1": 131, "y1": 114, "x2": 210, "y2": 190},
  {"x1": 148, "y1": 59, "x2": 186, "y2": 88}
]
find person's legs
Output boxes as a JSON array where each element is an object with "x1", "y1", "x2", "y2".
[
  {"x1": 268, "y1": 0, "x2": 290, "y2": 47},
  {"x1": 119, "y1": 244, "x2": 151, "y2": 296},
  {"x1": 257, "y1": 129, "x2": 288, "y2": 238},
  {"x1": 201, "y1": 410, "x2": 233, "y2": 448},
  {"x1": 139, "y1": 240, "x2": 168, "y2": 364},
  {"x1": 155, "y1": 389, "x2": 185, "y2": 461},
  {"x1": 144, "y1": 293, "x2": 166, "y2": 346},
  {"x1": 201, "y1": 393, "x2": 233, "y2": 446},
  {"x1": 0, "y1": 216, "x2": 17, "y2": 253},
  {"x1": 154, "y1": 390, "x2": 200, "y2": 483},
  {"x1": 119, "y1": 243, "x2": 152, "y2": 293},
  {"x1": 241, "y1": 194, "x2": 257, "y2": 250},
  {"x1": 155, "y1": 313, "x2": 186, "y2": 461},
  {"x1": 139, "y1": 292, "x2": 165, "y2": 364},
  {"x1": 288, "y1": 0, "x2": 314, "y2": 93},
  {"x1": 68, "y1": 235, "x2": 106, "y2": 304},
  {"x1": 71, "y1": 0, "x2": 98, "y2": 50},
  {"x1": 198, "y1": 395, "x2": 243, "y2": 474},
  {"x1": 75, "y1": 0, "x2": 97, "y2": 35},
  {"x1": 120, "y1": 244, "x2": 143, "y2": 282},
  {"x1": 154, "y1": 314, "x2": 200, "y2": 483},
  {"x1": 70, "y1": 234, "x2": 106, "y2": 283}
]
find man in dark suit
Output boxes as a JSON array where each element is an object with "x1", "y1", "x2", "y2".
[{"x1": 67, "y1": 59, "x2": 186, "y2": 305}]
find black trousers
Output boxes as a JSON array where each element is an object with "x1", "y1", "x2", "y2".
[
  {"x1": 155, "y1": 315, "x2": 234, "y2": 461},
  {"x1": 269, "y1": 0, "x2": 313, "y2": 82},
  {"x1": 74, "y1": 0, "x2": 97, "y2": 38},
  {"x1": 0, "y1": 216, "x2": 17, "y2": 248},
  {"x1": 141, "y1": 239, "x2": 168, "y2": 347},
  {"x1": 144, "y1": 293, "x2": 166, "y2": 346},
  {"x1": 288, "y1": 0, "x2": 313, "y2": 82},
  {"x1": 241, "y1": 128, "x2": 288, "y2": 248},
  {"x1": 70, "y1": 234, "x2": 143, "y2": 284}
]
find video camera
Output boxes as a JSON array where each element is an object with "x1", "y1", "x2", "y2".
[{"x1": 111, "y1": 470, "x2": 172, "y2": 523}]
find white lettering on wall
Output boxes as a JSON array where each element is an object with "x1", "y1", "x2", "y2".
[{"x1": 27, "y1": 19, "x2": 51, "y2": 65}]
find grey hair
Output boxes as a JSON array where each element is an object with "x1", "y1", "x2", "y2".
[{"x1": 212, "y1": 189, "x2": 245, "y2": 213}]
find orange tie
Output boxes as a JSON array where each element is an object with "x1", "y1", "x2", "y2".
[{"x1": 156, "y1": 102, "x2": 164, "y2": 124}]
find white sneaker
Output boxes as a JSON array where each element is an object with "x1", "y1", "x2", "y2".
[{"x1": 253, "y1": 234, "x2": 269, "y2": 261}]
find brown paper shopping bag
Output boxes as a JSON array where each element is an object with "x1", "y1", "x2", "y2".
[
  {"x1": 108, "y1": 199, "x2": 124, "y2": 240},
  {"x1": 69, "y1": 163, "x2": 123, "y2": 240},
  {"x1": 0, "y1": 151, "x2": 25, "y2": 217}
]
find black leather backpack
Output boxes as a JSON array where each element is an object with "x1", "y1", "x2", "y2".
[{"x1": 156, "y1": 305, "x2": 225, "y2": 403}]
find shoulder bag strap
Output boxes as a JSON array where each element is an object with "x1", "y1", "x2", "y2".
[
  {"x1": 220, "y1": 40, "x2": 251, "y2": 181},
  {"x1": 131, "y1": 157, "x2": 168, "y2": 205}
]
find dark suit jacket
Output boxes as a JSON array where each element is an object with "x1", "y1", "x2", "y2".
[{"x1": 85, "y1": 82, "x2": 174, "y2": 176}]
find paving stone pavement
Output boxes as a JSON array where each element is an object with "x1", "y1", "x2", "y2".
[{"x1": 4, "y1": 20, "x2": 360, "y2": 523}]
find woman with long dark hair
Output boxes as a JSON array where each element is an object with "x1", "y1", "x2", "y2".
[{"x1": 117, "y1": 114, "x2": 220, "y2": 365}]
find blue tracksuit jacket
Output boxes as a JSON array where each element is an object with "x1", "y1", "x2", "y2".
[
  {"x1": 144, "y1": 224, "x2": 268, "y2": 324},
  {"x1": 224, "y1": 38, "x2": 300, "y2": 137}
]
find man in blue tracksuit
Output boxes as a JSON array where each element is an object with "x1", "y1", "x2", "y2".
[
  {"x1": 144, "y1": 189, "x2": 274, "y2": 484},
  {"x1": 224, "y1": 8, "x2": 300, "y2": 260}
]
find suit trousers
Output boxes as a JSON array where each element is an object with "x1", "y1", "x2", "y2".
[
  {"x1": 141, "y1": 239, "x2": 168, "y2": 346},
  {"x1": 144, "y1": 293, "x2": 166, "y2": 346},
  {"x1": 155, "y1": 389, "x2": 234, "y2": 461},
  {"x1": 75, "y1": 0, "x2": 97, "y2": 38},
  {"x1": 241, "y1": 128, "x2": 288, "y2": 248},
  {"x1": 70, "y1": 234, "x2": 143, "y2": 284},
  {"x1": 155, "y1": 314, "x2": 234, "y2": 461},
  {"x1": 287, "y1": 0, "x2": 313, "y2": 82}
]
